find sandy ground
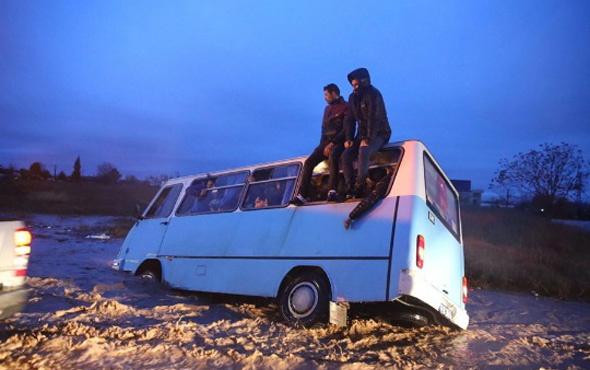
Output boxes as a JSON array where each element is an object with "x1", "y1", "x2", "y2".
[{"x1": 1, "y1": 215, "x2": 589, "y2": 370}]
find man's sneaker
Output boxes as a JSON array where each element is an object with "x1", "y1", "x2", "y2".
[
  {"x1": 290, "y1": 194, "x2": 308, "y2": 206},
  {"x1": 326, "y1": 190, "x2": 338, "y2": 202},
  {"x1": 345, "y1": 187, "x2": 357, "y2": 200}
]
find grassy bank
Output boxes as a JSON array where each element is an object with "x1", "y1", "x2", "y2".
[
  {"x1": 0, "y1": 179, "x2": 158, "y2": 216},
  {"x1": 463, "y1": 207, "x2": 590, "y2": 302}
]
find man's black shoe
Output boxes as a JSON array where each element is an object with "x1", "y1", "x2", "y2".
[{"x1": 326, "y1": 190, "x2": 338, "y2": 202}]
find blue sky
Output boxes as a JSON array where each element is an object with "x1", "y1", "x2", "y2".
[{"x1": 1, "y1": 1, "x2": 589, "y2": 193}]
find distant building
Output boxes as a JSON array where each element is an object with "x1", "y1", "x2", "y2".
[{"x1": 451, "y1": 180, "x2": 483, "y2": 207}]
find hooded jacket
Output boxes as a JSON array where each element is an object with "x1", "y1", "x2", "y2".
[
  {"x1": 344, "y1": 68, "x2": 391, "y2": 145},
  {"x1": 320, "y1": 96, "x2": 347, "y2": 145}
]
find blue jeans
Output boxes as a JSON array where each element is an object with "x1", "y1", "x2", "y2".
[{"x1": 341, "y1": 136, "x2": 388, "y2": 191}]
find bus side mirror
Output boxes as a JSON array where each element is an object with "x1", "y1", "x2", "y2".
[{"x1": 134, "y1": 204, "x2": 144, "y2": 220}]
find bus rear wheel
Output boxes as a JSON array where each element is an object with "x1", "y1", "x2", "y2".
[
  {"x1": 279, "y1": 271, "x2": 329, "y2": 327},
  {"x1": 392, "y1": 310, "x2": 431, "y2": 328}
]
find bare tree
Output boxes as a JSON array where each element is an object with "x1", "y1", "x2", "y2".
[
  {"x1": 97, "y1": 162, "x2": 122, "y2": 184},
  {"x1": 490, "y1": 142, "x2": 589, "y2": 210}
]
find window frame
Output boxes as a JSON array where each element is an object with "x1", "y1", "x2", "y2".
[
  {"x1": 144, "y1": 183, "x2": 184, "y2": 220},
  {"x1": 240, "y1": 162, "x2": 301, "y2": 211},
  {"x1": 175, "y1": 170, "x2": 250, "y2": 217},
  {"x1": 423, "y1": 152, "x2": 461, "y2": 241},
  {"x1": 296, "y1": 146, "x2": 404, "y2": 206}
]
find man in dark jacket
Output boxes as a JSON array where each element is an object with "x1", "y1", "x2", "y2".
[
  {"x1": 341, "y1": 68, "x2": 391, "y2": 198},
  {"x1": 292, "y1": 83, "x2": 347, "y2": 204}
]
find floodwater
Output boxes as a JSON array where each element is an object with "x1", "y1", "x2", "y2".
[{"x1": 1, "y1": 215, "x2": 589, "y2": 369}]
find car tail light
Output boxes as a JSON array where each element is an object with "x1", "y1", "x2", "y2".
[
  {"x1": 15, "y1": 229, "x2": 32, "y2": 247},
  {"x1": 416, "y1": 235, "x2": 425, "y2": 269},
  {"x1": 462, "y1": 276, "x2": 468, "y2": 304},
  {"x1": 14, "y1": 228, "x2": 31, "y2": 277},
  {"x1": 15, "y1": 270, "x2": 27, "y2": 277}
]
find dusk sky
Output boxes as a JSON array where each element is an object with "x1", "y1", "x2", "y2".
[{"x1": 1, "y1": 1, "x2": 589, "y2": 195}]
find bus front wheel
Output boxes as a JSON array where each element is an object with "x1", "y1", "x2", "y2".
[
  {"x1": 279, "y1": 271, "x2": 329, "y2": 327},
  {"x1": 135, "y1": 260, "x2": 162, "y2": 282}
]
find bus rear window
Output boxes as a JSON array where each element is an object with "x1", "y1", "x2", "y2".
[{"x1": 424, "y1": 155, "x2": 459, "y2": 237}]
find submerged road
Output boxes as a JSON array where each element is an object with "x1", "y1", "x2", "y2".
[{"x1": 0, "y1": 215, "x2": 589, "y2": 369}]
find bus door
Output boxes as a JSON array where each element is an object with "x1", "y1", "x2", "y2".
[
  {"x1": 235, "y1": 163, "x2": 300, "y2": 257},
  {"x1": 159, "y1": 171, "x2": 249, "y2": 258},
  {"x1": 122, "y1": 184, "x2": 183, "y2": 272}
]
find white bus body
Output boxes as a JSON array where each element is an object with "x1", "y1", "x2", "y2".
[{"x1": 113, "y1": 140, "x2": 469, "y2": 329}]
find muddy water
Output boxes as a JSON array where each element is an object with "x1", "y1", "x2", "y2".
[{"x1": 0, "y1": 216, "x2": 589, "y2": 369}]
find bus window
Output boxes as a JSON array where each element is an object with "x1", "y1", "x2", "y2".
[
  {"x1": 176, "y1": 171, "x2": 248, "y2": 216},
  {"x1": 370, "y1": 149, "x2": 401, "y2": 167},
  {"x1": 144, "y1": 184, "x2": 183, "y2": 219},
  {"x1": 242, "y1": 164, "x2": 299, "y2": 209},
  {"x1": 305, "y1": 148, "x2": 402, "y2": 202},
  {"x1": 424, "y1": 154, "x2": 459, "y2": 237}
]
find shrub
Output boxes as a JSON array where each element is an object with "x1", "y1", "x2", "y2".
[{"x1": 463, "y1": 207, "x2": 590, "y2": 301}]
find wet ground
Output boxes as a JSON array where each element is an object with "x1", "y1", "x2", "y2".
[{"x1": 0, "y1": 215, "x2": 589, "y2": 369}]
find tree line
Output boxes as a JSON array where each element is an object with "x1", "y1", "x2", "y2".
[
  {"x1": 2, "y1": 143, "x2": 588, "y2": 217},
  {"x1": 0, "y1": 156, "x2": 170, "y2": 186}
]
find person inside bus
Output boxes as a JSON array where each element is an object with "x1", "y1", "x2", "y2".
[
  {"x1": 341, "y1": 68, "x2": 392, "y2": 199},
  {"x1": 307, "y1": 174, "x2": 329, "y2": 202},
  {"x1": 292, "y1": 83, "x2": 347, "y2": 205},
  {"x1": 186, "y1": 176, "x2": 215, "y2": 213},
  {"x1": 254, "y1": 181, "x2": 285, "y2": 208},
  {"x1": 343, "y1": 167, "x2": 393, "y2": 230}
]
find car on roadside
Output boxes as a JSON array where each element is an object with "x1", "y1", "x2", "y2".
[{"x1": 0, "y1": 220, "x2": 32, "y2": 319}]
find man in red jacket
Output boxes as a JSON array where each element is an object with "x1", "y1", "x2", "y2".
[{"x1": 292, "y1": 83, "x2": 348, "y2": 205}]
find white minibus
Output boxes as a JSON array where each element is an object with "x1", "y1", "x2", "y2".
[{"x1": 112, "y1": 140, "x2": 469, "y2": 329}]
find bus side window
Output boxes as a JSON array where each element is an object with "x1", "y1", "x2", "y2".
[
  {"x1": 144, "y1": 184, "x2": 183, "y2": 219},
  {"x1": 177, "y1": 171, "x2": 248, "y2": 216},
  {"x1": 242, "y1": 164, "x2": 299, "y2": 210}
]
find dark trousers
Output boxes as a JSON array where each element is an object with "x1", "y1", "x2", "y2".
[
  {"x1": 298, "y1": 142, "x2": 345, "y2": 198},
  {"x1": 341, "y1": 136, "x2": 388, "y2": 190}
]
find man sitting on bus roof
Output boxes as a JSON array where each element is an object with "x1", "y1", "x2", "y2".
[
  {"x1": 292, "y1": 83, "x2": 347, "y2": 205},
  {"x1": 341, "y1": 68, "x2": 391, "y2": 199}
]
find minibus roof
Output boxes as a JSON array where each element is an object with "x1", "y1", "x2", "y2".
[{"x1": 164, "y1": 139, "x2": 424, "y2": 185}]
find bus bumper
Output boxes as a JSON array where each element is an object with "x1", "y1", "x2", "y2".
[{"x1": 398, "y1": 269, "x2": 469, "y2": 329}]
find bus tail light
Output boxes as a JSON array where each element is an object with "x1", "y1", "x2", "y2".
[
  {"x1": 462, "y1": 276, "x2": 468, "y2": 304},
  {"x1": 416, "y1": 235, "x2": 425, "y2": 269},
  {"x1": 14, "y1": 228, "x2": 31, "y2": 277}
]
